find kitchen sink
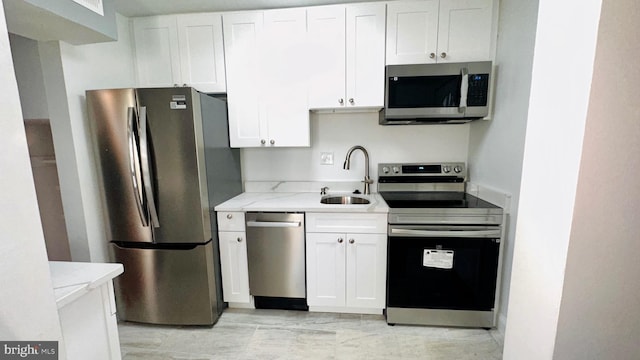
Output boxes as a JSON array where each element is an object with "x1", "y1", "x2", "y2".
[{"x1": 320, "y1": 195, "x2": 370, "y2": 205}]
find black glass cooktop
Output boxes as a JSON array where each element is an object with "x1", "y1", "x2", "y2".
[{"x1": 379, "y1": 191, "x2": 500, "y2": 209}]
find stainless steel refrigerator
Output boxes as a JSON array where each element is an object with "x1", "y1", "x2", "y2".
[{"x1": 86, "y1": 87, "x2": 241, "y2": 325}]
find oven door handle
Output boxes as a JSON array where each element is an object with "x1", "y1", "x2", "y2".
[{"x1": 390, "y1": 228, "x2": 501, "y2": 238}]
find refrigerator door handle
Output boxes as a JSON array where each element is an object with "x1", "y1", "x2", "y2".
[
  {"x1": 127, "y1": 107, "x2": 148, "y2": 227},
  {"x1": 139, "y1": 106, "x2": 161, "y2": 228}
]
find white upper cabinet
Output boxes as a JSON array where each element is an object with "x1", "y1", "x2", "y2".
[
  {"x1": 261, "y1": 8, "x2": 310, "y2": 147},
  {"x1": 133, "y1": 16, "x2": 181, "y2": 87},
  {"x1": 222, "y1": 12, "x2": 264, "y2": 147},
  {"x1": 224, "y1": 10, "x2": 310, "y2": 148},
  {"x1": 132, "y1": 14, "x2": 226, "y2": 92},
  {"x1": 386, "y1": 1, "x2": 439, "y2": 64},
  {"x1": 438, "y1": 0, "x2": 495, "y2": 62},
  {"x1": 386, "y1": 0, "x2": 496, "y2": 64},
  {"x1": 308, "y1": 3, "x2": 385, "y2": 110},
  {"x1": 307, "y1": 6, "x2": 346, "y2": 110},
  {"x1": 176, "y1": 14, "x2": 226, "y2": 92},
  {"x1": 345, "y1": 4, "x2": 387, "y2": 108}
]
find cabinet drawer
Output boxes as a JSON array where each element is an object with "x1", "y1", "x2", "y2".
[
  {"x1": 217, "y1": 212, "x2": 245, "y2": 231},
  {"x1": 306, "y1": 213, "x2": 386, "y2": 234}
]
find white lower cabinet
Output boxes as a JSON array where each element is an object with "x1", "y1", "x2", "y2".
[
  {"x1": 218, "y1": 231, "x2": 250, "y2": 303},
  {"x1": 217, "y1": 212, "x2": 251, "y2": 304},
  {"x1": 305, "y1": 213, "x2": 387, "y2": 313}
]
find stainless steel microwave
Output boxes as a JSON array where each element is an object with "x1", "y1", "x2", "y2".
[{"x1": 380, "y1": 61, "x2": 492, "y2": 125}]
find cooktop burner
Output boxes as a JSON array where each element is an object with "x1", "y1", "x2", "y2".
[
  {"x1": 378, "y1": 162, "x2": 503, "y2": 226},
  {"x1": 379, "y1": 191, "x2": 500, "y2": 209}
]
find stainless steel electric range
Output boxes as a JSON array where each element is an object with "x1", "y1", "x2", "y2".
[{"x1": 378, "y1": 162, "x2": 504, "y2": 328}]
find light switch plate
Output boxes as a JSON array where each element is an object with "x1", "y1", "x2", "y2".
[{"x1": 320, "y1": 152, "x2": 334, "y2": 165}]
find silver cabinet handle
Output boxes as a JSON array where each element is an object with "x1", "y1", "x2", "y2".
[
  {"x1": 237, "y1": 237, "x2": 242, "y2": 243},
  {"x1": 246, "y1": 221, "x2": 301, "y2": 228},
  {"x1": 349, "y1": 238, "x2": 355, "y2": 244},
  {"x1": 349, "y1": 98, "x2": 354, "y2": 105},
  {"x1": 440, "y1": 52, "x2": 447, "y2": 58},
  {"x1": 226, "y1": 214, "x2": 233, "y2": 219},
  {"x1": 339, "y1": 98, "x2": 344, "y2": 105},
  {"x1": 270, "y1": 139, "x2": 275, "y2": 145},
  {"x1": 429, "y1": 53, "x2": 436, "y2": 59},
  {"x1": 338, "y1": 238, "x2": 344, "y2": 243},
  {"x1": 139, "y1": 106, "x2": 160, "y2": 228}
]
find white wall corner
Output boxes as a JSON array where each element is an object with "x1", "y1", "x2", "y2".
[{"x1": 38, "y1": 40, "x2": 92, "y2": 262}]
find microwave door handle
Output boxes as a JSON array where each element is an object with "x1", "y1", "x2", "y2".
[
  {"x1": 139, "y1": 106, "x2": 160, "y2": 228},
  {"x1": 459, "y1": 67, "x2": 469, "y2": 114}
]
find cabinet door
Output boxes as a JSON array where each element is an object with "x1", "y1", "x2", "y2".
[
  {"x1": 306, "y1": 233, "x2": 346, "y2": 307},
  {"x1": 133, "y1": 16, "x2": 181, "y2": 87},
  {"x1": 177, "y1": 13, "x2": 226, "y2": 93},
  {"x1": 218, "y1": 231, "x2": 250, "y2": 303},
  {"x1": 307, "y1": 6, "x2": 346, "y2": 109},
  {"x1": 223, "y1": 12, "x2": 264, "y2": 147},
  {"x1": 437, "y1": 0, "x2": 494, "y2": 62},
  {"x1": 346, "y1": 234, "x2": 387, "y2": 308},
  {"x1": 262, "y1": 8, "x2": 310, "y2": 147},
  {"x1": 345, "y1": 3, "x2": 386, "y2": 108},
  {"x1": 386, "y1": 0, "x2": 440, "y2": 65}
]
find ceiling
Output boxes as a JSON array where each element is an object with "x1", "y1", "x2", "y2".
[{"x1": 113, "y1": 0, "x2": 385, "y2": 17}]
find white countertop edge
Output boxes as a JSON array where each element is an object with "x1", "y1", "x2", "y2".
[
  {"x1": 466, "y1": 183, "x2": 511, "y2": 213},
  {"x1": 215, "y1": 192, "x2": 389, "y2": 213},
  {"x1": 49, "y1": 261, "x2": 124, "y2": 309}
]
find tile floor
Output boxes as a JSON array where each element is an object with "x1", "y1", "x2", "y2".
[{"x1": 119, "y1": 308, "x2": 503, "y2": 360}]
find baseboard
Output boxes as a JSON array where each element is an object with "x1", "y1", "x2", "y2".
[{"x1": 309, "y1": 306, "x2": 383, "y2": 315}]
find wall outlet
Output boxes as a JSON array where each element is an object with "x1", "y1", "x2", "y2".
[{"x1": 320, "y1": 152, "x2": 334, "y2": 165}]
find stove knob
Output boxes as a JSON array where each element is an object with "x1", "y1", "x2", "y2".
[
  {"x1": 454, "y1": 166, "x2": 463, "y2": 173},
  {"x1": 443, "y1": 166, "x2": 451, "y2": 173},
  {"x1": 382, "y1": 166, "x2": 390, "y2": 174},
  {"x1": 392, "y1": 166, "x2": 400, "y2": 174}
]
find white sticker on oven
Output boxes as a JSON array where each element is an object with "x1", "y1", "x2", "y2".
[{"x1": 423, "y1": 249, "x2": 454, "y2": 269}]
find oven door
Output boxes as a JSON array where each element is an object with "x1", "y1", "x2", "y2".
[{"x1": 387, "y1": 225, "x2": 501, "y2": 312}]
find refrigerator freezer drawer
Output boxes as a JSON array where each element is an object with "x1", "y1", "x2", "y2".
[{"x1": 110, "y1": 241, "x2": 221, "y2": 325}]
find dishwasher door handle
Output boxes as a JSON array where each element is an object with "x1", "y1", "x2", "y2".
[{"x1": 246, "y1": 221, "x2": 302, "y2": 228}]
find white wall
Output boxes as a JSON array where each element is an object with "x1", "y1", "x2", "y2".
[
  {"x1": 0, "y1": 0, "x2": 63, "y2": 347},
  {"x1": 553, "y1": 0, "x2": 640, "y2": 357},
  {"x1": 38, "y1": 13, "x2": 136, "y2": 262},
  {"x1": 8, "y1": 34, "x2": 49, "y2": 119},
  {"x1": 467, "y1": 0, "x2": 539, "y2": 332},
  {"x1": 502, "y1": 0, "x2": 603, "y2": 358},
  {"x1": 242, "y1": 112, "x2": 470, "y2": 184}
]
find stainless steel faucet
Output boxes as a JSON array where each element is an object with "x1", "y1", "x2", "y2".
[{"x1": 343, "y1": 145, "x2": 373, "y2": 195}]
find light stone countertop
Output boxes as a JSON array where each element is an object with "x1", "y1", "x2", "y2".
[
  {"x1": 49, "y1": 261, "x2": 124, "y2": 309},
  {"x1": 214, "y1": 191, "x2": 389, "y2": 213}
]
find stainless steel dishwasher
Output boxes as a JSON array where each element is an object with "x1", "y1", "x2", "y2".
[{"x1": 245, "y1": 212, "x2": 307, "y2": 310}]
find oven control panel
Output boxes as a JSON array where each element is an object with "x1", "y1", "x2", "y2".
[{"x1": 378, "y1": 162, "x2": 467, "y2": 179}]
